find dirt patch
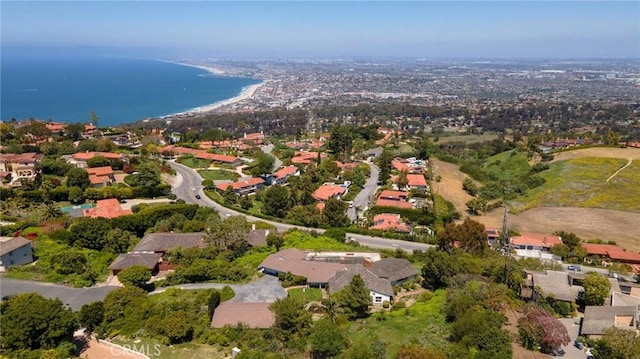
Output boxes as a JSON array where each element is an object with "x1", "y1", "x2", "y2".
[
  {"x1": 503, "y1": 309, "x2": 545, "y2": 359},
  {"x1": 477, "y1": 206, "x2": 640, "y2": 252},
  {"x1": 77, "y1": 337, "x2": 145, "y2": 359},
  {"x1": 430, "y1": 159, "x2": 475, "y2": 214},
  {"x1": 552, "y1": 147, "x2": 640, "y2": 162}
]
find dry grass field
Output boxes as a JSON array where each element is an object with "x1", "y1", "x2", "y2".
[{"x1": 433, "y1": 147, "x2": 640, "y2": 251}]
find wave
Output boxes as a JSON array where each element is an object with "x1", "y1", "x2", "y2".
[{"x1": 19, "y1": 88, "x2": 38, "y2": 92}]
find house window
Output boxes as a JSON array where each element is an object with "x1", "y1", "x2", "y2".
[{"x1": 374, "y1": 296, "x2": 382, "y2": 303}]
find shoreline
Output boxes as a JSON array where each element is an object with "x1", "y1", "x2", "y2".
[{"x1": 156, "y1": 60, "x2": 265, "y2": 119}]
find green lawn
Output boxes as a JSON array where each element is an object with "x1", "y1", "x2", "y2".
[
  {"x1": 512, "y1": 157, "x2": 640, "y2": 211},
  {"x1": 347, "y1": 289, "x2": 450, "y2": 358},
  {"x1": 341, "y1": 186, "x2": 362, "y2": 202},
  {"x1": 283, "y1": 231, "x2": 361, "y2": 251},
  {"x1": 198, "y1": 169, "x2": 239, "y2": 181},
  {"x1": 177, "y1": 156, "x2": 211, "y2": 169},
  {"x1": 288, "y1": 287, "x2": 323, "y2": 303},
  {"x1": 483, "y1": 149, "x2": 532, "y2": 180}
]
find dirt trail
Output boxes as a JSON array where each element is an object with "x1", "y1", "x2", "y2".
[{"x1": 606, "y1": 159, "x2": 632, "y2": 183}]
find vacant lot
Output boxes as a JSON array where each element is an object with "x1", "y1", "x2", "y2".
[
  {"x1": 430, "y1": 159, "x2": 475, "y2": 214},
  {"x1": 198, "y1": 169, "x2": 239, "y2": 181},
  {"x1": 435, "y1": 133, "x2": 500, "y2": 144}
]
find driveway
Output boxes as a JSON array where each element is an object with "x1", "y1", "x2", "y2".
[
  {"x1": 558, "y1": 317, "x2": 588, "y2": 359},
  {"x1": 150, "y1": 275, "x2": 287, "y2": 303},
  {"x1": 347, "y1": 162, "x2": 379, "y2": 221}
]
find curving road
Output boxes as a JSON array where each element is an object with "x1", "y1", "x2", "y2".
[{"x1": 168, "y1": 161, "x2": 434, "y2": 253}]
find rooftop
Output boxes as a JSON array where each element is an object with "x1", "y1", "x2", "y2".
[
  {"x1": 581, "y1": 305, "x2": 638, "y2": 336},
  {"x1": 0, "y1": 236, "x2": 31, "y2": 256},
  {"x1": 108, "y1": 252, "x2": 163, "y2": 271}
]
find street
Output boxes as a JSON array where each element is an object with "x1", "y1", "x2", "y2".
[{"x1": 347, "y1": 162, "x2": 379, "y2": 221}]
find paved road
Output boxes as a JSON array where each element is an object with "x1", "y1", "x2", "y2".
[
  {"x1": 0, "y1": 277, "x2": 119, "y2": 311},
  {"x1": 559, "y1": 263, "x2": 633, "y2": 282},
  {"x1": 151, "y1": 275, "x2": 286, "y2": 303},
  {"x1": 347, "y1": 162, "x2": 379, "y2": 221},
  {"x1": 261, "y1": 144, "x2": 282, "y2": 170},
  {"x1": 169, "y1": 161, "x2": 436, "y2": 253}
]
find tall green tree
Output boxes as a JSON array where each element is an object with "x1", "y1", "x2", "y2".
[
  {"x1": 322, "y1": 197, "x2": 350, "y2": 227},
  {"x1": 335, "y1": 274, "x2": 371, "y2": 319},
  {"x1": 78, "y1": 301, "x2": 105, "y2": 335},
  {"x1": 204, "y1": 215, "x2": 250, "y2": 253},
  {"x1": 377, "y1": 148, "x2": 393, "y2": 184},
  {"x1": 0, "y1": 293, "x2": 77, "y2": 350},
  {"x1": 309, "y1": 318, "x2": 346, "y2": 359},
  {"x1": 66, "y1": 167, "x2": 90, "y2": 189},
  {"x1": 117, "y1": 265, "x2": 152, "y2": 288},
  {"x1": 592, "y1": 327, "x2": 640, "y2": 359},
  {"x1": 248, "y1": 152, "x2": 275, "y2": 177},
  {"x1": 263, "y1": 184, "x2": 292, "y2": 218},
  {"x1": 582, "y1": 272, "x2": 611, "y2": 306},
  {"x1": 270, "y1": 296, "x2": 312, "y2": 343}
]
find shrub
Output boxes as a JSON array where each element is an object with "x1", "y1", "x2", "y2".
[
  {"x1": 382, "y1": 300, "x2": 390, "y2": 309},
  {"x1": 416, "y1": 291, "x2": 434, "y2": 303},
  {"x1": 391, "y1": 301, "x2": 406, "y2": 311}
]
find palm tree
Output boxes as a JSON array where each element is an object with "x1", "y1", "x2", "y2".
[{"x1": 39, "y1": 202, "x2": 63, "y2": 224}]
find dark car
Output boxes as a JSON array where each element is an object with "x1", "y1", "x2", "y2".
[
  {"x1": 567, "y1": 265, "x2": 582, "y2": 272},
  {"x1": 551, "y1": 348, "x2": 565, "y2": 357},
  {"x1": 195, "y1": 194, "x2": 201, "y2": 199}
]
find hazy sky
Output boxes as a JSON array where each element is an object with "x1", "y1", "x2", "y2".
[{"x1": 2, "y1": 1, "x2": 639, "y2": 59}]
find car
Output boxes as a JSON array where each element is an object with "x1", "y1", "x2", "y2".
[
  {"x1": 573, "y1": 340, "x2": 584, "y2": 349},
  {"x1": 349, "y1": 203, "x2": 354, "y2": 208},
  {"x1": 195, "y1": 194, "x2": 201, "y2": 199},
  {"x1": 551, "y1": 348, "x2": 565, "y2": 357},
  {"x1": 567, "y1": 265, "x2": 582, "y2": 272}
]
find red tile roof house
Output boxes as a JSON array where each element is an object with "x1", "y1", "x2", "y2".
[
  {"x1": 486, "y1": 228, "x2": 501, "y2": 246},
  {"x1": 370, "y1": 213, "x2": 410, "y2": 233},
  {"x1": 581, "y1": 243, "x2": 640, "y2": 265},
  {"x1": 271, "y1": 165, "x2": 300, "y2": 185},
  {"x1": 241, "y1": 132, "x2": 264, "y2": 145},
  {"x1": 87, "y1": 166, "x2": 115, "y2": 187},
  {"x1": 509, "y1": 233, "x2": 563, "y2": 261},
  {"x1": 69, "y1": 151, "x2": 125, "y2": 168},
  {"x1": 406, "y1": 174, "x2": 429, "y2": 192},
  {"x1": 291, "y1": 151, "x2": 327, "y2": 165},
  {"x1": 195, "y1": 152, "x2": 244, "y2": 168},
  {"x1": 312, "y1": 184, "x2": 347, "y2": 201},
  {"x1": 0, "y1": 153, "x2": 43, "y2": 185},
  {"x1": 216, "y1": 177, "x2": 265, "y2": 195},
  {"x1": 82, "y1": 198, "x2": 132, "y2": 219},
  {"x1": 375, "y1": 190, "x2": 413, "y2": 209}
]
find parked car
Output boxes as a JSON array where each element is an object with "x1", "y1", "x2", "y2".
[
  {"x1": 574, "y1": 340, "x2": 584, "y2": 349},
  {"x1": 551, "y1": 348, "x2": 565, "y2": 357},
  {"x1": 567, "y1": 265, "x2": 582, "y2": 272},
  {"x1": 195, "y1": 194, "x2": 201, "y2": 199}
]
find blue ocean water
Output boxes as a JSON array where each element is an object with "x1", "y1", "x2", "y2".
[{"x1": 1, "y1": 55, "x2": 260, "y2": 126}]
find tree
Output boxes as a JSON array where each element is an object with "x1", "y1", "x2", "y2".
[
  {"x1": 0, "y1": 292, "x2": 77, "y2": 350},
  {"x1": 64, "y1": 122, "x2": 86, "y2": 140},
  {"x1": 309, "y1": 318, "x2": 346, "y2": 359},
  {"x1": 238, "y1": 194, "x2": 253, "y2": 210},
  {"x1": 377, "y1": 148, "x2": 393, "y2": 184},
  {"x1": 396, "y1": 169, "x2": 409, "y2": 189},
  {"x1": 270, "y1": 296, "x2": 312, "y2": 342},
  {"x1": 518, "y1": 308, "x2": 570, "y2": 353},
  {"x1": 327, "y1": 125, "x2": 354, "y2": 162},
  {"x1": 117, "y1": 265, "x2": 152, "y2": 288},
  {"x1": 466, "y1": 198, "x2": 487, "y2": 215},
  {"x1": 38, "y1": 202, "x2": 63, "y2": 224},
  {"x1": 66, "y1": 167, "x2": 90, "y2": 189},
  {"x1": 266, "y1": 232, "x2": 284, "y2": 251},
  {"x1": 322, "y1": 197, "x2": 350, "y2": 227},
  {"x1": 286, "y1": 204, "x2": 323, "y2": 227},
  {"x1": 335, "y1": 274, "x2": 370, "y2": 319},
  {"x1": 204, "y1": 215, "x2": 250, "y2": 253},
  {"x1": 102, "y1": 286, "x2": 149, "y2": 331},
  {"x1": 582, "y1": 272, "x2": 611, "y2": 306},
  {"x1": 592, "y1": 327, "x2": 640, "y2": 359},
  {"x1": 396, "y1": 346, "x2": 446, "y2": 359},
  {"x1": 87, "y1": 156, "x2": 111, "y2": 168},
  {"x1": 248, "y1": 152, "x2": 275, "y2": 177},
  {"x1": 421, "y1": 249, "x2": 458, "y2": 288},
  {"x1": 129, "y1": 163, "x2": 161, "y2": 188},
  {"x1": 222, "y1": 185, "x2": 237, "y2": 205},
  {"x1": 263, "y1": 185, "x2": 292, "y2": 218},
  {"x1": 70, "y1": 217, "x2": 112, "y2": 250},
  {"x1": 78, "y1": 301, "x2": 105, "y2": 335},
  {"x1": 68, "y1": 186, "x2": 86, "y2": 204},
  {"x1": 201, "y1": 179, "x2": 215, "y2": 189},
  {"x1": 104, "y1": 228, "x2": 135, "y2": 253},
  {"x1": 437, "y1": 218, "x2": 487, "y2": 255}
]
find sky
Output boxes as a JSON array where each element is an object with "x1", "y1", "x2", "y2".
[{"x1": 2, "y1": 1, "x2": 639, "y2": 59}]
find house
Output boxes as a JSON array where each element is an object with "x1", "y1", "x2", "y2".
[
  {"x1": 363, "y1": 147, "x2": 383, "y2": 160},
  {"x1": 370, "y1": 258, "x2": 418, "y2": 286},
  {"x1": 133, "y1": 232, "x2": 205, "y2": 253},
  {"x1": 259, "y1": 249, "x2": 382, "y2": 288},
  {"x1": 241, "y1": 132, "x2": 264, "y2": 145},
  {"x1": 520, "y1": 270, "x2": 583, "y2": 303},
  {"x1": 376, "y1": 190, "x2": 413, "y2": 209},
  {"x1": 328, "y1": 265, "x2": 394, "y2": 305},
  {"x1": 69, "y1": 152, "x2": 125, "y2": 168},
  {"x1": 312, "y1": 184, "x2": 347, "y2": 201},
  {"x1": 195, "y1": 152, "x2": 244, "y2": 167},
  {"x1": 582, "y1": 243, "x2": 640, "y2": 266},
  {"x1": 216, "y1": 177, "x2": 265, "y2": 195},
  {"x1": 580, "y1": 306, "x2": 638, "y2": 339},
  {"x1": 247, "y1": 226, "x2": 271, "y2": 247},
  {"x1": 291, "y1": 151, "x2": 326, "y2": 165},
  {"x1": 87, "y1": 166, "x2": 115, "y2": 187},
  {"x1": 46, "y1": 121, "x2": 66, "y2": 135},
  {"x1": 0, "y1": 236, "x2": 33, "y2": 272},
  {"x1": 370, "y1": 213, "x2": 410, "y2": 233},
  {"x1": 271, "y1": 166, "x2": 299, "y2": 185},
  {"x1": 510, "y1": 233, "x2": 562, "y2": 251},
  {"x1": 0, "y1": 153, "x2": 43, "y2": 185},
  {"x1": 211, "y1": 302, "x2": 274, "y2": 329},
  {"x1": 107, "y1": 252, "x2": 163, "y2": 275},
  {"x1": 486, "y1": 228, "x2": 500, "y2": 246},
  {"x1": 82, "y1": 198, "x2": 132, "y2": 219}
]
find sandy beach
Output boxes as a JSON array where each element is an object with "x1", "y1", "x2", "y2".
[{"x1": 157, "y1": 60, "x2": 265, "y2": 118}]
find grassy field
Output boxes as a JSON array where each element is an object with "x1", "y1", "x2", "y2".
[
  {"x1": 177, "y1": 156, "x2": 211, "y2": 169},
  {"x1": 287, "y1": 287, "x2": 323, "y2": 302},
  {"x1": 512, "y1": 157, "x2": 640, "y2": 212},
  {"x1": 435, "y1": 133, "x2": 500, "y2": 144},
  {"x1": 198, "y1": 169, "x2": 239, "y2": 181},
  {"x1": 347, "y1": 289, "x2": 450, "y2": 358},
  {"x1": 483, "y1": 149, "x2": 532, "y2": 180}
]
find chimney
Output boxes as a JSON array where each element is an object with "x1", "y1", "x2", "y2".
[{"x1": 252, "y1": 223, "x2": 256, "y2": 231}]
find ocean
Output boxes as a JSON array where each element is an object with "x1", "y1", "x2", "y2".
[{"x1": 0, "y1": 54, "x2": 260, "y2": 126}]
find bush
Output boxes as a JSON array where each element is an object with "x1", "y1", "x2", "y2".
[
  {"x1": 324, "y1": 228, "x2": 346, "y2": 242},
  {"x1": 382, "y1": 300, "x2": 390, "y2": 309},
  {"x1": 416, "y1": 291, "x2": 434, "y2": 302},
  {"x1": 391, "y1": 301, "x2": 406, "y2": 311}
]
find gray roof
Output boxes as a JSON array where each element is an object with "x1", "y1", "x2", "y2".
[
  {"x1": 530, "y1": 270, "x2": 583, "y2": 302},
  {"x1": 328, "y1": 265, "x2": 394, "y2": 297},
  {"x1": 134, "y1": 232, "x2": 205, "y2": 253},
  {"x1": 370, "y1": 258, "x2": 418, "y2": 283},
  {"x1": 581, "y1": 305, "x2": 638, "y2": 336},
  {"x1": 247, "y1": 229, "x2": 269, "y2": 247},
  {"x1": 363, "y1": 147, "x2": 383, "y2": 156},
  {"x1": 108, "y1": 252, "x2": 162, "y2": 271},
  {"x1": 611, "y1": 292, "x2": 640, "y2": 307},
  {"x1": 260, "y1": 249, "x2": 348, "y2": 284},
  {"x1": 0, "y1": 236, "x2": 31, "y2": 256}
]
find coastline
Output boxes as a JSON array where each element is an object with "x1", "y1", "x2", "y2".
[{"x1": 157, "y1": 60, "x2": 265, "y2": 118}]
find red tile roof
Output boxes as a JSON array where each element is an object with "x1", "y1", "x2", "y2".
[
  {"x1": 370, "y1": 213, "x2": 410, "y2": 232},
  {"x1": 195, "y1": 152, "x2": 240, "y2": 164},
  {"x1": 0, "y1": 152, "x2": 42, "y2": 164},
  {"x1": 378, "y1": 190, "x2": 409, "y2": 200},
  {"x1": 391, "y1": 159, "x2": 409, "y2": 171},
  {"x1": 608, "y1": 250, "x2": 640, "y2": 263},
  {"x1": 83, "y1": 198, "x2": 131, "y2": 219},
  {"x1": 72, "y1": 152, "x2": 123, "y2": 160},
  {"x1": 407, "y1": 174, "x2": 427, "y2": 187},
  {"x1": 87, "y1": 166, "x2": 113, "y2": 176},
  {"x1": 215, "y1": 177, "x2": 265, "y2": 191},
  {"x1": 375, "y1": 198, "x2": 414, "y2": 209},
  {"x1": 312, "y1": 184, "x2": 347, "y2": 201},
  {"x1": 582, "y1": 243, "x2": 623, "y2": 256},
  {"x1": 510, "y1": 233, "x2": 562, "y2": 248},
  {"x1": 273, "y1": 166, "x2": 298, "y2": 179}
]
